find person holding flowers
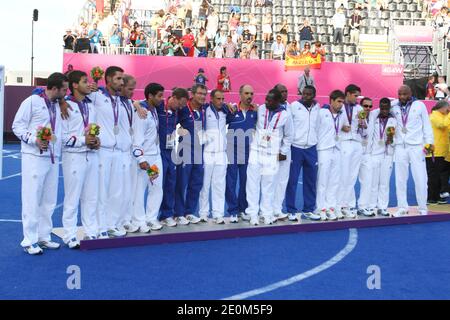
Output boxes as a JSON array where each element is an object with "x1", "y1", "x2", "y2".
[
  {"x1": 368, "y1": 98, "x2": 397, "y2": 217},
  {"x1": 62, "y1": 70, "x2": 100, "y2": 249},
  {"x1": 88, "y1": 66, "x2": 129, "y2": 238},
  {"x1": 338, "y1": 84, "x2": 364, "y2": 219},
  {"x1": 392, "y1": 85, "x2": 434, "y2": 217},
  {"x1": 12, "y1": 72, "x2": 68, "y2": 255},
  {"x1": 426, "y1": 100, "x2": 450, "y2": 205},
  {"x1": 130, "y1": 83, "x2": 165, "y2": 232}
]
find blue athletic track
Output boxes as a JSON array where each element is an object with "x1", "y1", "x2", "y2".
[{"x1": 1, "y1": 143, "x2": 449, "y2": 300}]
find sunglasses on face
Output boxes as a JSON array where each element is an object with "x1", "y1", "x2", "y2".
[{"x1": 363, "y1": 104, "x2": 372, "y2": 108}]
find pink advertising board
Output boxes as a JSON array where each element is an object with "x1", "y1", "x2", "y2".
[
  {"x1": 394, "y1": 25, "x2": 434, "y2": 44},
  {"x1": 63, "y1": 53, "x2": 403, "y2": 103}
]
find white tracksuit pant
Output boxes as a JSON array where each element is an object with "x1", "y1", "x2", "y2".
[
  {"x1": 357, "y1": 154, "x2": 373, "y2": 209},
  {"x1": 272, "y1": 150, "x2": 291, "y2": 214},
  {"x1": 20, "y1": 153, "x2": 59, "y2": 247},
  {"x1": 370, "y1": 153, "x2": 394, "y2": 210},
  {"x1": 199, "y1": 151, "x2": 227, "y2": 218},
  {"x1": 339, "y1": 140, "x2": 363, "y2": 208},
  {"x1": 245, "y1": 151, "x2": 279, "y2": 219},
  {"x1": 62, "y1": 152, "x2": 99, "y2": 241},
  {"x1": 98, "y1": 148, "x2": 125, "y2": 233},
  {"x1": 132, "y1": 154, "x2": 163, "y2": 226},
  {"x1": 394, "y1": 144, "x2": 428, "y2": 211},
  {"x1": 316, "y1": 147, "x2": 341, "y2": 211},
  {"x1": 121, "y1": 152, "x2": 134, "y2": 226}
]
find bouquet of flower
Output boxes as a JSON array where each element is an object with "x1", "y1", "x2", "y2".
[
  {"x1": 36, "y1": 126, "x2": 53, "y2": 154},
  {"x1": 147, "y1": 164, "x2": 160, "y2": 185},
  {"x1": 386, "y1": 126, "x2": 395, "y2": 145},
  {"x1": 358, "y1": 110, "x2": 367, "y2": 120},
  {"x1": 357, "y1": 110, "x2": 368, "y2": 134},
  {"x1": 90, "y1": 66, "x2": 104, "y2": 84},
  {"x1": 85, "y1": 123, "x2": 100, "y2": 136},
  {"x1": 424, "y1": 144, "x2": 435, "y2": 162}
]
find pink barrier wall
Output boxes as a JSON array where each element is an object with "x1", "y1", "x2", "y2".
[{"x1": 63, "y1": 53, "x2": 404, "y2": 102}]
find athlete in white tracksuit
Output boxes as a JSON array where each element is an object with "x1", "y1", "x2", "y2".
[
  {"x1": 61, "y1": 74, "x2": 101, "y2": 247},
  {"x1": 356, "y1": 99, "x2": 375, "y2": 216},
  {"x1": 271, "y1": 84, "x2": 292, "y2": 219},
  {"x1": 339, "y1": 85, "x2": 365, "y2": 218},
  {"x1": 315, "y1": 92, "x2": 346, "y2": 220},
  {"x1": 245, "y1": 89, "x2": 293, "y2": 225},
  {"x1": 198, "y1": 91, "x2": 229, "y2": 223},
  {"x1": 88, "y1": 69, "x2": 131, "y2": 238},
  {"x1": 368, "y1": 101, "x2": 397, "y2": 216},
  {"x1": 392, "y1": 86, "x2": 434, "y2": 216},
  {"x1": 12, "y1": 73, "x2": 68, "y2": 254},
  {"x1": 132, "y1": 95, "x2": 164, "y2": 231}
]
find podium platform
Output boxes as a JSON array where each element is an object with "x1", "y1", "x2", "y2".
[{"x1": 52, "y1": 206, "x2": 450, "y2": 250}]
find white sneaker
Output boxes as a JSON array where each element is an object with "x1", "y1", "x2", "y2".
[
  {"x1": 214, "y1": 217, "x2": 225, "y2": 224},
  {"x1": 274, "y1": 213, "x2": 288, "y2": 221},
  {"x1": 38, "y1": 240, "x2": 61, "y2": 250},
  {"x1": 199, "y1": 216, "x2": 209, "y2": 223},
  {"x1": 163, "y1": 217, "x2": 177, "y2": 227},
  {"x1": 250, "y1": 216, "x2": 259, "y2": 226},
  {"x1": 98, "y1": 232, "x2": 109, "y2": 239},
  {"x1": 303, "y1": 212, "x2": 321, "y2": 221},
  {"x1": 240, "y1": 212, "x2": 251, "y2": 221},
  {"x1": 358, "y1": 208, "x2": 375, "y2": 217},
  {"x1": 334, "y1": 208, "x2": 345, "y2": 219},
  {"x1": 392, "y1": 208, "x2": 408, "y2": 217},
  {"x1": 419, "y1": 210, "x2": 428, "y2": 216},
  {"x1": 288, "y1": 213, "x2": 299, "y2": 221},
  {"x1": 24, "y1": 243, "x2": 43, "y2": 255},
  {"x1": 186, "y1": 214, "x2": 200, "y2": 224},
  {"x1": 66, "y1": 237, "x2": 80, "y2": 249},
  {"x1": 149, "y1": 220, "x2": 163, "y2": 231},
  {"x1": 229, "y1": 215, "x2": 239, "y2": 223},
  {"x1": 83, "y1": 235, "x2": 97, "y2": 240},
  {"x1": 139, "y1": 224, "x2": 151, "y2": 233},
  {"x1": 108, "y1": 228, "x2": 126, "y2": 237},
  {"x1": 177, "y1": 216, "x2": 190, "y2": 225},
  {"x1": 342, "y1": 207, "x2": 356, "y2": 219},
  {"x1": 262, "y1": 216, "x2": 274, "y2": 225},
  {"x1": 440, "y1": 192, "x2": 449, "y2": 198},
  {"x1": 326, "y1": 209, "x2": 337, "y2": 221},
  {"x1": 377, "y1": 209, "x2": 389, "y2": 217},
  {"x1": 124, "y1": 223, "x2": 139, "y2": 233},
  {"x1": 319, "y1": 209, "x2": 328, "y2": 221}
]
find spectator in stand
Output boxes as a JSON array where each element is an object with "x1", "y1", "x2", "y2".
[
  {"x1": 194, "y1": 68, "x2": 208, "y2": 85},
  {"x1": 335, "y1": 0, "x2": 349, "y2": 9},
  {"x1": 198, "y1": 0, "x2": 209, "y2": 29},
  {"x1": 241, "y1": 27, "x2": 254, "y2": 51},
  {"x1": 196, "y1": 27, "x2": 208, "y2": 57},
  {"x1": 176, "y1": 18, "x2": 185, "y2": 30},
  {"x1": 63, "y1": 29, "x2": 76, "y2": 53},
  {"x1": 434, "y1": 6, "x2": 449, "y2": 37},
  {"x1": 262, "y1": 12, "x2": 273, "y2": 42},
  {"x1": 181, "y1": 28, "x2": 196, "y2": 57},
  {"x1": 270, "y1": 35, "x2": 285, "y2": 60},
  {"x1": 312, "y1": 40, "x2": 326, "y2": 60},
  {"x1": 286, "y1": 40, "x2": 300, "y2": 56},
  {"x1": 240, "y1": 47, "x2": 249, "y2": 59},
  {"x1": 192, "y1": 0, "x2": 202, "y2": 27},
  {"x1": 426, "y1": 75, "x2": 437, "y2": 100},
  {"x1": 161, "y1": 36, "x2": 175, "y2": 56},
  {"x1": 228, "y1": 13, "x2": 241, "y2": 36},
  {"x1": 122, "y1": 9, "x2": 131, "y2": 32},
  {"x1": 301, "y1": 42, "x2": 311, "y2": 55},
  {"x1": 350, "y1": 7, "x2": 363, "y2": 44},
  {"x1": 332, "y1": 7, "x2": 346, "y2": 44},
  {"x1": 279, "y1": 20, "x2": 289, "y2": 47},
  {"x1": 74, "y1": 29, "x2": 90, "y2": 53},
  {"x1": 206, "y1": 10, "x2": 219, "y2": 39},
  {"x1": 248, "y1": 14, "x2": 257, "y2": 37},
  {"x1": 88, "y1": 23, "x2": 103, "y2": 54},
  {"x1": 136, "y1": 33, "x2": 147, "y2": 55},
  {"x1": 299, "y1": 19, "x2": 314, "y2": 50},
  {"x1": 224, "y1": 35, "x2": 238, "y2": 58},
  {"x1": 435, "y1": 76, "x2": 450, "y2": 100},
  {"x1": 213, "y1": 42, "x2": 224, "y2": 58},
  {"x1": 249, "y1": 44, "x2": 259, "y2": 59},
  {"x1": 129, "y1": 22, "x2": 140, "y2": 47},
  {"x1": 217, "y1": 66, "x2": 231, "y2": 92},
  {"x1": 174, "y1": 38, "x2": 187, "y2": 56},
  {"x1": 297, "y1": 66, "x2": 315, "y2": 95},
  {"x1": 109, "y1": 24, "x2": 122, "y2": 55},
  {"x1": 177, "y1": 4, "x2": 187, "y2": 27},
  {"x1": 185, "y1": 0, "x2": 193, "y2": 28}
]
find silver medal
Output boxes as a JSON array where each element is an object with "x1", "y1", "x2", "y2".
[
  {"x1": 379, "y1": 140, "x2": 384, "y2": 146},
  {"x1": 402, "y1": 127, "x2": 407, "y2": 134},
  {"x1": 129, "y1": 127, "x2": 134, "y2": 136},
  {"x1": 51, "y1": 134, "x2": 57, "y2": 143},
  {"x1": 113, "y1": 125, "x2": 120, "y2": 135},
  {"x1": 335, "y1": 136, "x2": 339, "y2": 141}
]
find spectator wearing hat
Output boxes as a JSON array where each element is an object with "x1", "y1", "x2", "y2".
[
  {"x1": 63, "y1": 29, "x2": 76, "y2": 53},
  {"x1": 194, "y1": 68, "x2": 208, "y2": 85},
  {"x1": 299, "y1": 19, "x2": 314, "y2": 51}
]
